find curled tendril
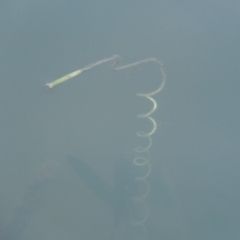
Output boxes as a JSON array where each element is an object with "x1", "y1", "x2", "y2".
[
  {"x1": 44, "y1": 55, "x2": 166, "y2": 238},
  {"x1": 114, "y1": 58, "x2": 166, "y2": 232}
]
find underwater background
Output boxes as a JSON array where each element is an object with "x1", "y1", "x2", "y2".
[{"x1": 1, "y1": 0, "x2": 240, "y2": 239}]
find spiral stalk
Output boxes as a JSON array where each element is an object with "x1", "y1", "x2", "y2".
[
  {"x1": 114, "y1": 58, "x2": 166, "y2": 236},
  {"x1": 44, "y1": 55, "x2": 166, "y2": 238}
]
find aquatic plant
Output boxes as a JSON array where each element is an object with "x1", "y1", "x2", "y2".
[{"x1": 45, "y1": 55, "x2": 166, "y2": 238}]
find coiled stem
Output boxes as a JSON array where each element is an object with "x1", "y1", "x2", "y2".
[
  {"x1": 114, "y1": 58, "x2": 166, "y2": 236},
  {"x1": 44, "y1": 55, "x2": 166, "y2": 238}
]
